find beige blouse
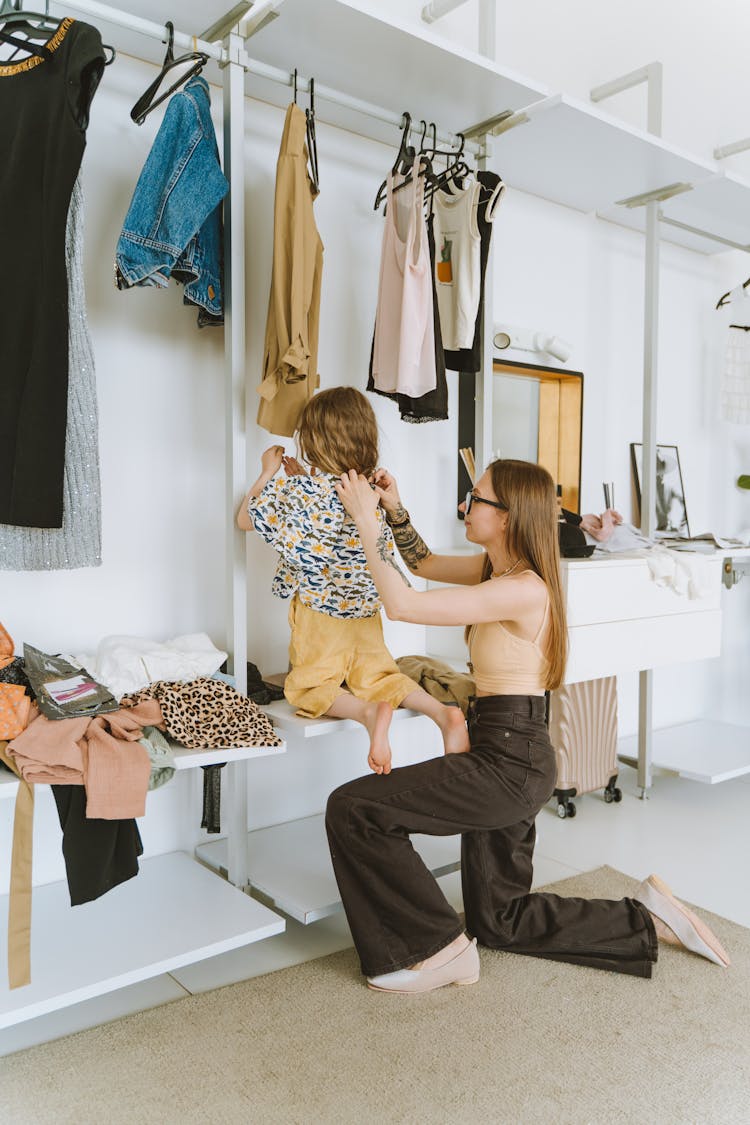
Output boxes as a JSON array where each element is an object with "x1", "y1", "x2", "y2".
[{"x1": 257, "y1": 103, "x2": 324, "y2": 437}]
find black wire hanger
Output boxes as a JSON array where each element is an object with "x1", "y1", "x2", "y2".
[
  {"x1": 305, "y1": 76, "x2": 319, "y2": 192},
  {"x1": 0, "y1": 1, "x2": 115, "y2": 64},
  {"x1": 130, "y1": 20, "x2": 208, "y2": 125},
  {"x1": 716, "y1": 276, "x2": 750, "y2": 310},
  {"x1": 373, "y1": 112, "x2": 417, "y2": 210},
  {"x1": 0, "y1": 0, "x2": 56, "y2": 60}
]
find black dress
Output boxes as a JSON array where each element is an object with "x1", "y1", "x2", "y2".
[{"x1": 0, "y1": 18, "x2": 104, "y2": 529}]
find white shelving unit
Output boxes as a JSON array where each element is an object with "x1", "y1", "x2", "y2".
[
  {"x1": 0, "y1": 737, "x2": 288, "y2": 1028},
  {"x1": 196, "y1": 812, "x2": 460, "y2": 924},
  {"x1": 0, "y1": 851, "x2": 284, "y2": 1030},
  {"x1": 618, "y1": 721, "x2": 750, "y2": 784},
  {"x1": 6, "y1": 0, "x2": 748, "y2": 1039}
]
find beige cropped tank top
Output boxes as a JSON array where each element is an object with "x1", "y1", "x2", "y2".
[{"x1": 467, "y1": 577, "x2": 550, "y2": 696}]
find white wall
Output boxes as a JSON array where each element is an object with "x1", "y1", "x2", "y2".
[{"x1": 3, "y1": 7, "x2": 750, "y2": 885}]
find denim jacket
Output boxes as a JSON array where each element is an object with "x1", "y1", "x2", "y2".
[{"x1": 115, "y1": 77, "x2": 229, "y2": 326}]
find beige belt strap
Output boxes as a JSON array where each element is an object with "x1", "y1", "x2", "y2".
[{"x1": 0, "y1": 742, "x2": 34, "y2": 989}]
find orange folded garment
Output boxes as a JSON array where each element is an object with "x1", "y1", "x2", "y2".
[
  {"x1": 0, "y1": 684, "x2": 31, "y2": 740},
  {"x1": 0, "y1": 622, "x2": 14, "y2": 671}
]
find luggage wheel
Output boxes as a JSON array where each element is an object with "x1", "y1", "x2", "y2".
[
  {"x1": 603, "y1": 777, "x2": 622, "y2": 805},
  {"x1": 557, "y1": 799, "x2": 576, "y2": 819}
]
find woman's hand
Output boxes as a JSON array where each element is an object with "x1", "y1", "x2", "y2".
[
  {"x1": 260, "y1": 445, "x2": 285, "y2": 477},
  {"x1": 282, "y1": 455, "x2": 307, "y2": 477},
  {"x1": 335, "y1": 470, "x2": 380, "y2": 526},
  {"x1": 580, "y1": 509, "x2": 623, "y2": 542},
  {"x1": 372, "y1": 468, "x2": 402, "y2": 515}
]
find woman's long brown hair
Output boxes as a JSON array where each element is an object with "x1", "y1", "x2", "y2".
[
  {"x1": 296, "y1": 387, "x2": 379, "y2": 477},
  {"x1": 469, "y1": 459, "x2": 568, "y2": 690}
]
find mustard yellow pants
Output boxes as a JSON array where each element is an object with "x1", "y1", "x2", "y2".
[{"x1": 285, "y1": 596, "x2": 419, "y2": 718}]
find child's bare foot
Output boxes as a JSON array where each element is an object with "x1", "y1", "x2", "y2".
[
  {"x1": 439, "y1": 706, "x2": 470, "y2": 755},
  {"x1": 365, "y1": 701, "x2": 393, "y2": 774}
]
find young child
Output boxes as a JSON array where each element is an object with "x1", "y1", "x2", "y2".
[{"x1": 237, "y1": 386, "x2": 468, "y2": 774}]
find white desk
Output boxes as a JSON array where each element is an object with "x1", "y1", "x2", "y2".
[
  {"x1": 428, "y1": 553, "x2": 723, "y2": 681},
  {"x1": 428, "y1": 551, "x2": 750, "y2": 785}
]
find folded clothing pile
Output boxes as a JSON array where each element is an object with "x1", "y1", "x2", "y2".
[{"x1": 123, "y1": 676, "x2": 282, "y2": 749}]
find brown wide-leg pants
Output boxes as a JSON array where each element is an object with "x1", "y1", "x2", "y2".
[{"x1": 326, "y1": 694, "x2": 658, "y2": 979}]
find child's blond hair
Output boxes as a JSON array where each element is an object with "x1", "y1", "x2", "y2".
[{"x1": 297, "y1": 387, "x2": 379, "y2": 477}]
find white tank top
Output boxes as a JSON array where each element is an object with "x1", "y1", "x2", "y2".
[
  {"x1": 371, "y1": 169, "x2": 437, "y2": 398},
  {"x1": 433, "y1": 178, "x2": 482, "y2": 350}
]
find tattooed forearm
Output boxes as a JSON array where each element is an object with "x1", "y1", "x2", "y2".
[
  {"x1": 377, "y1": 527, "x2": 411, "y2": 586},
  {"x1": 386, "y1": 503, "x2": 410, "y2": 525},
  {"x1": 390, "y1": 521, "x2": 432, "y2": 572}
]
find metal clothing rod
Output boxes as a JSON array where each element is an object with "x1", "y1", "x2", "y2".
[
  {"x1": 658, "y1": 212, "x2": 750, "y2": 253},
  {"x1": 241, "y1": 56, "x2": 480, "y2": 155}
]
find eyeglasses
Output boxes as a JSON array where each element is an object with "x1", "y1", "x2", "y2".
[{"x1": 464, "y1": 491, "x2": 508, "y2": 515}]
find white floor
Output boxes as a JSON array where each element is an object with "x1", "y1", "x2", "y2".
[{"x1": 2, "y1": 761, "x2": 749, "y2": 1057}]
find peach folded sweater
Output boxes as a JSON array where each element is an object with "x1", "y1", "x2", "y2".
[{"x1": 7, "y1": 699, "x2": 162, "y2": 819}]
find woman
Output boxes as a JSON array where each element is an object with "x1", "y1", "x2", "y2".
[{"x1": 326, "y1": 458, "x2": 730, "y2": 993}]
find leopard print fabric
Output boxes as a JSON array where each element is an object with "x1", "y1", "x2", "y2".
[{"x1": 122, "y1": 677, "x2": 282, "y2": 750}]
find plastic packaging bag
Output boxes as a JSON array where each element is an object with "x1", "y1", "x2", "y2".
[{"x1": 23, "y1": 643, "x2": 118, "y2": 721}]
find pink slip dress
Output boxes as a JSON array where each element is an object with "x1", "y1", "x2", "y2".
[{"x1": 371, "y1": 168, "x2": 437, "y2": 398}]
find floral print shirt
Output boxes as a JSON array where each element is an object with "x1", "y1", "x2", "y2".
[{"x1": 248, "y1": 472, "x2": 394, "y2": 619}]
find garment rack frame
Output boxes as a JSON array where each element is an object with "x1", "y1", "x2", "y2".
[
  {"x1": 6, "y1": 0, "x2": 750, "y2": 1037},
  {"x1": 42, "y1": 0, "x2": 750, "y2": 810},
  {"x1": 40, "y1": 0, "x2": 494, "y2": 892}
]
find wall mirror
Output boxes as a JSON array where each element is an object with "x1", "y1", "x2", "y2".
[{"x1": 457, "y1": 359, "x2": 583, "y2": 513}]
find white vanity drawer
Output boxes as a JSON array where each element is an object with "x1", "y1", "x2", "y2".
[
  {"x1": 562, "y1": 556, "x2": 722, "y2": 626},
  {"x1": 565, "y1": 609, "x2": 722, "y2": 683},
  {"x1": 426, "y1": 554, "x2": 724, "y2": 684}
]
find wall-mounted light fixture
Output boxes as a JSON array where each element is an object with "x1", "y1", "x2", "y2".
[{"x1": 493, "y1": 324, "x2": 573, "y2": 363}]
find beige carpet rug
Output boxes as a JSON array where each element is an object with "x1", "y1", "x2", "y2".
[{"x1": 1, "y1": 866, "x2": 748, "y2": 1125}]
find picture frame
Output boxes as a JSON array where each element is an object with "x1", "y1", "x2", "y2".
[{"x1": 630, "y1": 443, "x2": 690, "y2": 538}]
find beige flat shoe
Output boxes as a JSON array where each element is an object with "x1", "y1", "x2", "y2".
[
  {"x1": 367, "y1": 938, "x2": 480, "y2": 993},
  {"x1": 635, "y1": 874, "x2": 730, "y2": 967}
]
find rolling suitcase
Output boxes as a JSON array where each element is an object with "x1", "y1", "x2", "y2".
[{"x1": 547, "y1": 675, "x2": 622, "y2": 819}]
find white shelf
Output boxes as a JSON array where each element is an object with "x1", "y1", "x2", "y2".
[
  {"x1": 618, "y1": 721, "x2": 750, "y2": 784},
  {"x1": 490, "y1": 94, "x2": 750, "y2": 256},
  {"x1": 598, "y1": 200, "x2": 731, "y2": 256},
  {"x1": 170, "y1": 739, "x2": 286, "y2": 769},
  {"x1": 0, "y1": 732, "x2": 286, "y2": 1031},
  {"x1": 196, "y1": 812, "x2": 461, "y2": 924},
  {"x1": 262, "y1": 700, "x2": 419, "y2": 739},
  {"x1": 0, "y1": 742, "x2": 285, "y2": 797},
  {"x1": 0, "y1": 851, "x2": 285, "y2": 1029},
  {"x1": 599, "y1": 171, "x2": 750, "y2": 256},
  {"x1": 491, "y1": 94, "x2": 716, "y2": 213},
  {"x1": 244, "y1": 0, "x2": 549, "y2": 147}
]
